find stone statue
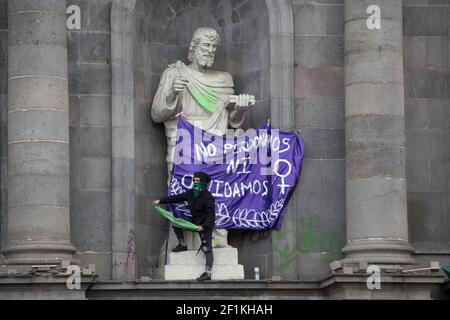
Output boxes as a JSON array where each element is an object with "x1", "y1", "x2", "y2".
[{"x1": 151, "y1": 27, "x2": 254, "y2": 250}]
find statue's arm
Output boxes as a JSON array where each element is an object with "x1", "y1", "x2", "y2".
[
  {"x1": 150, "y1": 67, "x2": 179, "y2": 123},
  {"x1": 228, "y1": 107, "x2": 247, "y2": 129},
  {"x1": 223, "y1": 73, "x2": 246, "y2": 128}
]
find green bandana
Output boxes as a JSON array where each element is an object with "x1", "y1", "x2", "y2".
[{"x1": 193, "y1": 182, "x2": 207, "y2": 198}]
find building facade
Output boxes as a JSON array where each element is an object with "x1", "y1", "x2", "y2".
[{"x1": 0, "y1": 0, "x2": 449, "y2": 299}]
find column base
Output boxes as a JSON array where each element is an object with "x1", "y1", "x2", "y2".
[
  {"x1": 1, "y1": 240, "x2": 79, "y2": 266},
  {"x1": 341, "y1": 238, "x2": 415, "y2": 265}
]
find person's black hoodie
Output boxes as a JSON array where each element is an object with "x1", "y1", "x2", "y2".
[{"x1": 159, "y1": 189, "x2": 216, "y2": 230}]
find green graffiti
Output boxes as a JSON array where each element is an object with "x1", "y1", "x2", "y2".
[
  {"x1": 319, "y1": 231, "x2": 345, "y2": 264},
  {"x1": 274, "y1": 230, "x2": 286, "y2": 242},
  {"x1": 297, "y1": 216, "x2": 317, "y2": 255},
  {"x1": 280, "y1": 245, "x2": 295, "y2": 269},
  {"x1": 273, "y1": 214, "x2": 344, "y2": 271},
  {"x1": 272, "y1": 230, "x2": 292, "y2": 271}
]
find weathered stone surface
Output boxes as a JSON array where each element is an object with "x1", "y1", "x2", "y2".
[
  {"x1": 79, "y1": 95, "x2": 111, "y2": 128},
  {"x1": 342, "y1": 0, "x2": 413, "y2": 265},
  {"x1": 294, "y1": 65, "x2": 344, "y2": 98},
  {"x1": 74, "y1": 251, "x2": 112, "y2": 280},
  {"x1": 347, "y1": 177, "x2": 408, "y2": 240},
  {"x1": 295, "y1": 36, "x2": 344, "y2": 67},
  {"x1": 2, "y1": 0, "x2": 76, "y2": 265},
  {"x1": 8, "y1": 77, "x2": 68, "y2": 111},
  {"x1": 8, "y1": 11, "x2": 66, "y2": 46},
  {"x1": 8, "y1": 0, "x2": 66, "y2": 13},
  {"x1": 70, "y1": 127, "x2": 111, "y2": 158},
  {"x1": 71, "y1": 190, "x2": 112, "y2": 252},
  {"x1": 8, "y1": 45, "x2": 68, "y2": 78},
  {"x1": 404, "y1": 5, "x2": 448, "y2": 36},
  {"x1": 71, "y1": 158, "x2": 111, "y2": 192},
  {"x1": 7, "y1": 206, "x2": 70, "y2": 240},
  {"x1": 8, "y1": 174, "x2": 70, "y2": 208},
  {"x1": 9, "y1": 142, "x2": 69, "y2": 175},
  {"x1": 79, "y1": 32, "x2": 111, "y2": 64},
  {"x1": 8, "y1": 110, "x2": 69, "y2": 142}
]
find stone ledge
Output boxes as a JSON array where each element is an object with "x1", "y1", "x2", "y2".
[
  {"x1": 0, "y1": 274, "x2": 447, "y2": 300},
  {"x1": 321, "y1": 273, "x2": 446, "y2": 300},
  {"x1": 0, "y1": 274, "x2": 98, "y2": 300}
]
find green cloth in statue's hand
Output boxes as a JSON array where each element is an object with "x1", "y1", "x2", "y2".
[
  {"x1": 443, "y1": 266, "x2": 450, "y2": 279},
  {"x1": 153, "y1": 205, "x2": 199, "y2": 232}
]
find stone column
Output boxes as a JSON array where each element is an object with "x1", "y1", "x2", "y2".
[
  {"x1": 341, "y1": 0, "x2": 414, "y2": 265},
  {"x1": 1, "y1": 0, "x2": 77, "y2": 265}
]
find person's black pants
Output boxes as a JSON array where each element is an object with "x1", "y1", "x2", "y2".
[{"x1": 173, "y1": 226, "x2": 214, "y2": 270}]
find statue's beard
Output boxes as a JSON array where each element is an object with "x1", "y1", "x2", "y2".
[{"x1": 195, "y1": 51, "x2": 215, "y2": 68}]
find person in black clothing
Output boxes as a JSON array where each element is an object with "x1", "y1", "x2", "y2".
[{"x1": 152, "y1": 171, "x2": 215, "y2": 281}]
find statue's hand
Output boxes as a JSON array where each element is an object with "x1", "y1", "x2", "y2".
[
  {"x1": 172, "y1": 76, "x2": 189, "y2": 95},
  {"x1": 233, "y1": 94, "x2": 255, "y2": 113},
  {"x1": 175, "y1": 111, "x2": 188, "y2": 118}
]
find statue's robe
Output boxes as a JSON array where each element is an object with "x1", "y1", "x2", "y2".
[
  {"x1": 152, "y1": 61, "x2": 244, "y2": 179},
  {"x1": 152, "y1": 61, "x2": 241, "y2": 250}
]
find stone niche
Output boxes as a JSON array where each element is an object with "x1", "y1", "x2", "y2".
[{"x1": 126, "y1": 0, "x2": 271, "y2": 277}]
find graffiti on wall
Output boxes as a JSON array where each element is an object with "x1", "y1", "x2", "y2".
[{"x1": 273, "y1": 213, "x2": 345, "y2": 271}]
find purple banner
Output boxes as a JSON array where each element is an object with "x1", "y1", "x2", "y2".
[{"x1": 168, "y1": 117, "x2": 304, "y2": 230}]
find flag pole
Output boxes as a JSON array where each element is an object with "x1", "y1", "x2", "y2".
[{"x1": 164, "y1": 220, "x2": 170, "y2": 266}]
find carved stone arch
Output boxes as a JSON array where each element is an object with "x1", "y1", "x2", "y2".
[{"x1": 110, "y1": 0, "x2": 294, "y2": 280}]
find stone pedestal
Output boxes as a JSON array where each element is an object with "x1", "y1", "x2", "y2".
[
  {"x1": 1, "y1": 0, "x2": 77, "y2": 266},
  {"x1": 341, "y1": 0, "x2": 414, "y2": 266},
  {"x1": 160, "y1": 247, "x2": 244, "y2": 280}
]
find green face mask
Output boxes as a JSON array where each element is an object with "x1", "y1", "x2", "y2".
[{"x1": 193, "y1": 181, "x2": 207, "y2": 198}]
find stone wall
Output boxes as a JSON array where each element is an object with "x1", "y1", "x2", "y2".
[
  {"x1": 289, "y1": 0, "x2": 346, "y2": 279},
  {"x1": 404, "y1": 1, "x2": 450, "y2": 256},
  {"x1": 67, "y1": 0, "x2": 113, "y2": 279},
  {"x1": 132, "y1": 0, "x2": 169, "y2": 279},
  {"x1": 0, "y1": 0, "x2": 6, "y2": 264}
]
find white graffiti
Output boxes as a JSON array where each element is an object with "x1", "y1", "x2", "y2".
[
  {"x1": 216, "y1": 199, "x2": 285, "y2": 229},
  {"x1": 169, "y1": 177, "x2": 191, "y2": 217},
  {"x1": 169, "y1": 176, "x2": 286, "y2": 229},
  {"x1": 215, "y1": 202, "x2": 231, "y2": 226},
  {"x1": 273, "y1": 159, "x2": 292, "y2": 195}
]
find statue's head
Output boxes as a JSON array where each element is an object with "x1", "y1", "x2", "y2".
[{"x1": 188, "y1": 27, "x2": 220, "y2": 68}]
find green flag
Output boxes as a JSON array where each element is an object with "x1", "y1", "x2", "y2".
[
  {"x1": 153, "y1": 205, "x2": 199, "y2": 232},
  {"x1": 443, "y1": 266, "x2": 450, "y2": 279}
]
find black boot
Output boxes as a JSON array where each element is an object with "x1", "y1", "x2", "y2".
[
  {"x1": 196, "y1": 271, "x2": 211, "y2": 281},
  {"x1": 172, "y1": 244, "x2": 187, "y2": 252}
]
